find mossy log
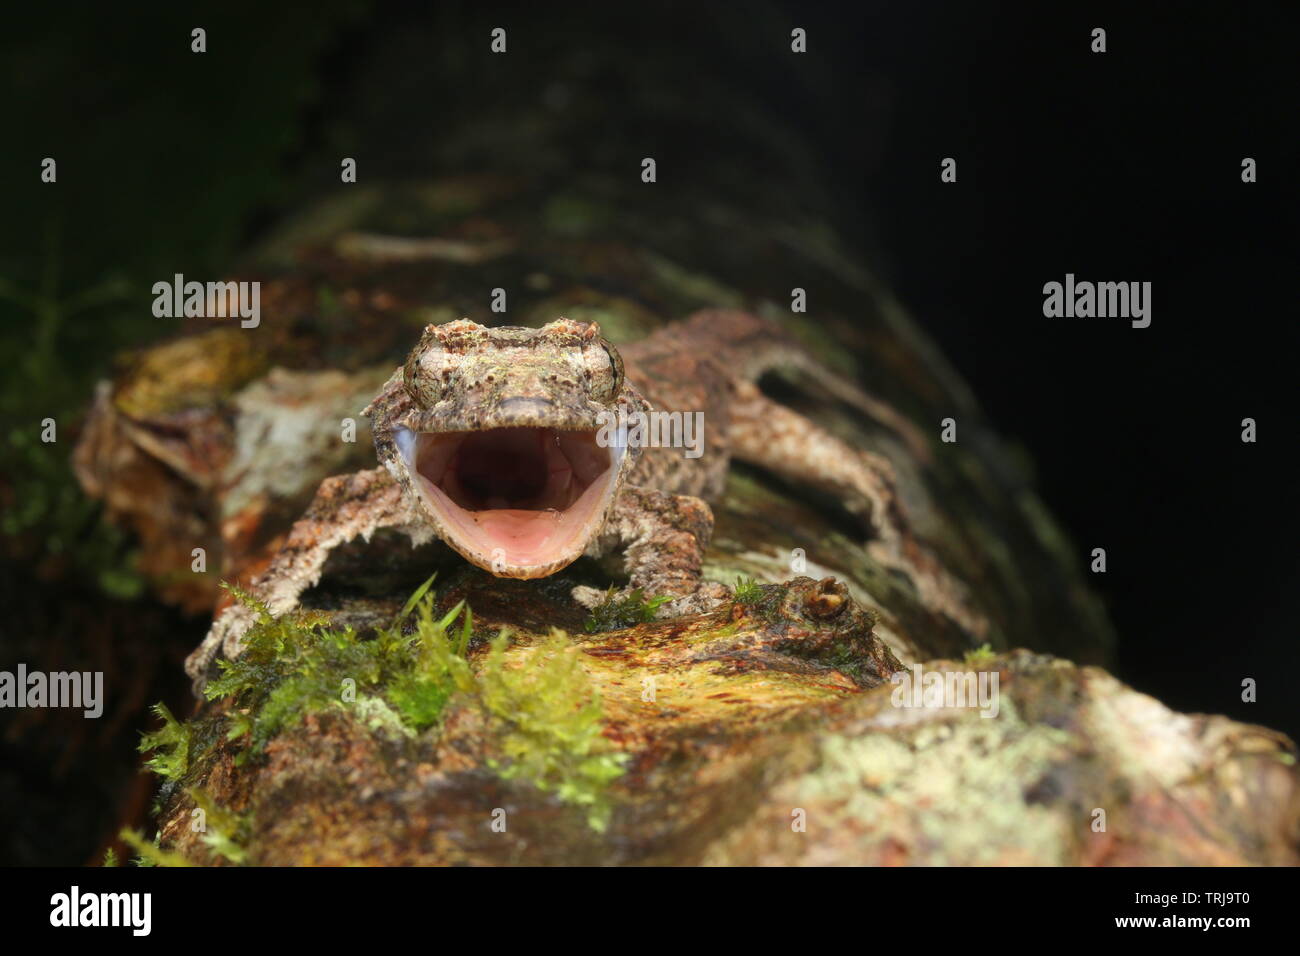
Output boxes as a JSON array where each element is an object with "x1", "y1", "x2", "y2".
[{"x1": 76, "y1": 171, "x2": 1298, "y2": 865}]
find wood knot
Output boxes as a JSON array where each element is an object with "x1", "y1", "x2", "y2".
[{"x1": 805, "y1": 577, "x2": 847, "y2": 620}]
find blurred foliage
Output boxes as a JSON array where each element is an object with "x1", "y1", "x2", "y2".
[
  {"x1": 118, "y1": 827, "x2": 194, "y2": 868},
  {"x1": 139, "y1": 701, "x2": 192, "y2": 781},
  {"x1": 0, "y1": 1, "x2": 368, "y2": 595}
]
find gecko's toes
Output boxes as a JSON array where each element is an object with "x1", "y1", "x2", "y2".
[
  {"x1": 657, "y1": 582, "x2": 731, "y2": 618},
  {"x1": 570, "y1": 585, "x2": 609, "y2": 610},
  {"x1": 575, "y1": 581, "x2": 730, "y2": 618},
  {"x1": 699, "y1": 581, "x2": 733, "y2": 603}
]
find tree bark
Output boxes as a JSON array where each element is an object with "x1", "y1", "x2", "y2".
[
  {"x1": 73, "y1": 18, "x2": 1299, "y2": 861},
  {"x1": 73, "y1": 170, "x2": 1300, "y2": 865}
]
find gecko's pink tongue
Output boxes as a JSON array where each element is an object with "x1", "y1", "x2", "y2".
[
  {"x1": 399, "y1": 426, "x2": 622, "y2": 577},
  {"x1": 471, "y1": 510, "x2": 566, "y2": 554}
]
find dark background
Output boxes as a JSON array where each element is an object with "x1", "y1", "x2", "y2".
[{"x1": 1, "y1": 1, "x2": 1295, "y2": 864}]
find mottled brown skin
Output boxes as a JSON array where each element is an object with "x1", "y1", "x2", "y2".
[{"x1": 186, "y1": 311, "x2": 982, "y2": 688}]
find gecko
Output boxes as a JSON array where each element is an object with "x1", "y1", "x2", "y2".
[{"x1": 185, "y1": 310, "x2": 985, "y2": 687}]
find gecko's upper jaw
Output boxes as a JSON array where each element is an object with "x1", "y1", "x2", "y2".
[{"x1": 395, "y1": 425, "x2": 623, "y2": 577}]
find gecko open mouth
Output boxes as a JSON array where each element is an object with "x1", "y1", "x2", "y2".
[{"x1": 394, "y1": 425, "x2": 623, "y2": 576}]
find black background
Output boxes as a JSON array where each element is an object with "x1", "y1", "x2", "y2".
[
  {"x1": 855, "y1": 3, "x2": 1297, "y2": 737},
  {"x1": 774, "y1": 1, "x2": 1298, "y2": 738}
]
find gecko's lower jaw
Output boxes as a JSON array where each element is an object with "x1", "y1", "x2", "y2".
[{"x1": 395, "y1": 425, "x2": 623, "y2": 578}]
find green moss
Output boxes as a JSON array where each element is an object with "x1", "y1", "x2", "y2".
[
  {"x1": 352, "y1": 695, "x2": 416, "y2": 739},
  {"x1": 731, "y1": 581, "x2": 788, "y2": 625},
  {"x1": 824, "y1": 641, "x2": 869, "y2": 685},
  {"x1": 964, "y1": 644, "x2": 997, "y2": 668},
  {"x1": 0, "y1": 267, "x2": 148, "y2": 602},
  {"x1": 3, "y1": 420, "x2": 146, "y2": 600},
  {"x1": 188, "y1": 788, "x2": 250, "y2": 864},
  {"x1": 583, "y1": 587, "x2": 671, "y2": 633},
  {"x1": 101, "y1": 848, "x2": 119, "y2": 867},
  {"x1": 383, "y1": 677, "x2": 451, "y2": 733},
  {"x1": 140, "y1": 576, "x2": 628, "y2": 858},
  {"x1": 388, "y1": 597, "x2": 475, "y2": 732},
  {"x1": 204, "y1": 580, "x2": 477, "y2": 754},
  {"x1": 732, "y1": 576, "x2": 763, "y2": 604},
  {"x1": 479, "y1": 630, "x2": 627, "y2": 831},
  {"x1": 119, "y1": 828, "x2": 194, "y2": 868},
  {"x1": 139, "y1": 702, "x2": 191, "y2": 781}
]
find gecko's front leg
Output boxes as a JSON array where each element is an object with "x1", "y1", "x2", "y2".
[
  {"x1": 184, "y1": 466, "x2": 428, "y2": 691},
  {"x1": 573, "y1": 486, "x2": 731, "y2": 616}
]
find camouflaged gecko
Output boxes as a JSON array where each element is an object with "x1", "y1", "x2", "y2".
[{"x1": 185, "y1": 310, "x2": 982, "y2": 687}]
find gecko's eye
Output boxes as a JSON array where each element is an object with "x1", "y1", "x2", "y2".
[
  {"x1": 404, "y1": 329, "x2": 448, "y2": 408},
  {"x1": 585, "y1": 338, "x2": 624, "y2": 402}
]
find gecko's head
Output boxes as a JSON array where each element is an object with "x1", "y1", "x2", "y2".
[{"x1": 368, "y1": 318, "x2": 642, "y2": 579}]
